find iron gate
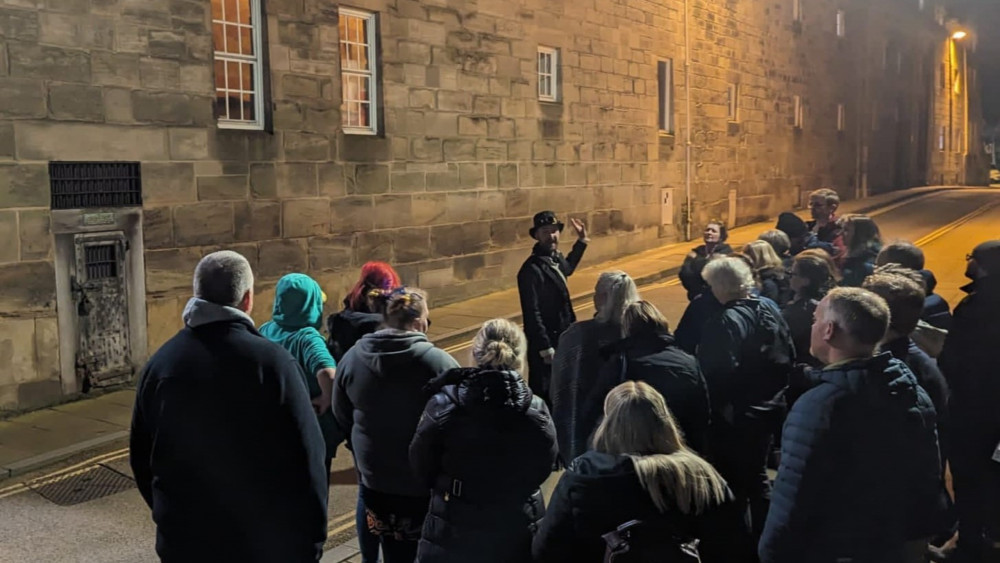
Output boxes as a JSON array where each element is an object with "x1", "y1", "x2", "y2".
[{"x1": 73, "y1": 232, "x2": 132, "y2": 388}]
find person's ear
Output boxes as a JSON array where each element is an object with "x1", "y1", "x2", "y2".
[
  {"x1": 238, "y1": 289, "x2": 253, "y2": 314},
  {"x1": 822, "y1": 319, "x2": 836, "y2": 343}
]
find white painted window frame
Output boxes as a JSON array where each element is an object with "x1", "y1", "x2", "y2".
[
  {"x1": 837, "y1": 103, "x2": 846, "y2": 132},
  {"x1": 836, "y1": 10, "x2": 845, "y2": 37},
  {"x1": 537, "y1": 46, "x2": 559, "y2": 102},
  {"x1": 212, "y1": 0, "x2": 265, "y2": 130},
  {"x1": 340, "y1": 8, "x2": 379, "y2": 135}
]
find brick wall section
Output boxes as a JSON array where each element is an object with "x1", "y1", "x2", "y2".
[{"x1": 0, "y1": 0, "x2": 985, "y2": 410}]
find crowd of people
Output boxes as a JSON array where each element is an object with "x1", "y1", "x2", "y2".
[{"x1": 128, "y1": 191, "x2": 1000, "y2": 563}]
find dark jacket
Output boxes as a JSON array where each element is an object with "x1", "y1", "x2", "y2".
[
  {"x1": 327, "y1": 308, "x2": 383, "y2": 363},
  {"x1": 697, "y1": 298, "x2": 795, "y2": 424},
  {"x1": 679, "y1": 243, "x2": 734, "y2": 300},
  {"x1": 333, "y1": 329, "x2": 460, "y2": 497},
  {"x1": 130, "y1": 298, "x2": 328, "y2": 563},
  {"x1": 919, "y1": 270, "x2": 952, "y2": 330},
  {"x1": 782, "y1": 297, "x2": 821, "y2": 366},
  {"x1": 759, "y1": 268, "x2": 793, "y2": 307},
  {"x1": 410, "y1": 368, "x2": 557, "y2": 563},
  {"x1": 590, "y1": 332, "x2": 711, "y2": 453},
  {"x1": 806, "y1": 219, "x2": 846, "y2": 260},
  {"x1": 674, "y1": 288, "x2": 723, "y2": 355},
  {"x1": 792, "y1": 231, "x2": 836, "y2": 257},
  {"x1": 517, "y1": 241, "x2": 587, "y2": 353},
  {"x1": 533, "y1": 451, "x2": 749, "y2": 563},
  {"x1": 840, "y1": 246, "x2": 880, "y2": 288},
  {"x1": 760, "y1": 354, "x2": 943, "y2": 563}
]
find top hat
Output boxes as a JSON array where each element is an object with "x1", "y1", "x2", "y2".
[
  {"x1": 776, "y1": 212, "x2": 808, "y2": 239},
  {"x1": 530, "y1": 210, "x2": 565, "y2": 238}
]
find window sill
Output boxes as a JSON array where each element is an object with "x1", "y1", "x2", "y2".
[
  {"x1": 658, "y1": 131, "x2": 675, "y2": 138},
  {"x1": 217, "y1": 120, "x2": 265, "y2": 131},
  {"x1": 343, "y1": 128, "x2": 379, "y2": 136},
  {"x1": 538, "y1": 98, "x2": 562, "y2": 105}
]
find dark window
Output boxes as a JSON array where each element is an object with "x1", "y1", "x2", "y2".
[
  {"x1": 658, "y1": 60, "x2": 673, "y2": 134},
  {"x1": 49, "y1": 162, "x2": 142, "y2": 210},
  {"x1": 85, "y1": 244, "x2": 119, "y2": 280}
]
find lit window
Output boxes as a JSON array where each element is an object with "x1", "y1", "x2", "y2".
[
  {"x1": 658, "y1": 59, "x2": 673, "y2": 134},
  {"x1": 340, "y1": 9, "x2": 379, "y2": 135},
  {"x1": 938, "y1": 126, "x2": 946, "y2": 151},
  {"x1": 538, "y1": 47, "x2": 559, "y2": 102},
  {"x1": 211, "y1": 0, "x2": 265, "y2": 129},
  {"x1": 837, "y1": 103, "x2": 845, "y2": 132},
  {"x1": 727, "y1": 84, "x2": 739, "y2": 122},
  {"x1": 793, "y1": 95, "x2": 803, "y2": 129},
  {"x1": 793, "y1": 0, "x2": 803, "y2": 23},
  {"x1": 836, "y1": 10, "x2": 845, "y2": 37}
]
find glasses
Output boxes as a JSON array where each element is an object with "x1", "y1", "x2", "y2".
[{"x1": 967, "y1": 253, "x2": 975, "y2": 261}]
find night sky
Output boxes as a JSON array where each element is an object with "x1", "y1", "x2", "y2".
[{"x1": 949, "y1": 0, "x2": 1000, "y2": 127}]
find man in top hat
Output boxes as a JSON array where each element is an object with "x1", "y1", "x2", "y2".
[{"x1": 517, "y1": 211, "x2": 588, "y2": 405}]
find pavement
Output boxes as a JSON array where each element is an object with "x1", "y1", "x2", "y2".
[{"x1": 0, "y1": 185, "x2": 960, "y2": 483}]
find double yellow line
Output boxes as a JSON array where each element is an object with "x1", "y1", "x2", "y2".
[
  {"x1": 913, "y1": 200, "x2": 1000, "y2": 248},
  {"x1": 0, "y1": 447, "x2": 130, "y2": 501}
]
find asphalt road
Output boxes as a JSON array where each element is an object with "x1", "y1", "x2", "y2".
[{"x1": 1, "y1": 188, "x2": 997, "y2": 562}]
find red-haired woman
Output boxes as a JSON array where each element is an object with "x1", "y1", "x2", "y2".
[{"x1": 327, "y1": 261, "x2": 403, "y2": 362}]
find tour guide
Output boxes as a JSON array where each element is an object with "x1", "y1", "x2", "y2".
[{"x1": 517, "y1": 210, "x2": 588, "y2": 404}]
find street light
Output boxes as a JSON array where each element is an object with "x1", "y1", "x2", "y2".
[{"x1": 952, "y1": 30, "x2": 968, "y2": 40}]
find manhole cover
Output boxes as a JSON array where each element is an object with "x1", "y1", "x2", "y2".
[{"x1": 29, "y1": 464, "x2": 135, "y2": 506}]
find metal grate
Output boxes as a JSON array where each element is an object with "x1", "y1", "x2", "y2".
[
  {"x1": 29, "y1": 465, "x2": 136, "y2": 506},
  {"x1": 50, "y1": 162, "x2": 142, "y2": 210},
  {"x1": 84, "y1": 244, "x2": 119, "y2": 280}
]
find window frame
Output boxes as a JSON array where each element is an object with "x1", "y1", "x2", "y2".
[
  {"x1": 793, "y1": 95, "x2": 803, "y2": 129},
  {"x1": 537, "y1": 46, "x2": 559, "y2": 102},
  {"x1": 212, "y1": 0, "x2": 266, "y2": 130},
  {"x1": 339, "y1": 7, "x2": 380, "y2": 136},
  {"x1": 657, "y1": 59, "x2": 674, "y2": 135},
  {"x1": 837, "y1": 103, "x2": 846, "y2": 132},
  {"x1": 938, "y1": 126, "x2": 946, "y2": 151},
  {"x1": 836, "y1": 9, "x2": 845, "y2": 38},
  {"x1": 727, "y1": 83, "x2": 739, "y2": 122}
]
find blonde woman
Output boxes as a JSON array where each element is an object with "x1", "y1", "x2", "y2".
[
  {"x1": 533, "y1": 381, "x2": 750, "y2": 562},
  {"x1": 743, "y1": 240, "x2": 793, "y2": 306},
  {"x1": 409, "y1": 319, "x2": 557, "y2": 563}
]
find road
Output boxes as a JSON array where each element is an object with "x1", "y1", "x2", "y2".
[{"x1": 0, "y1": 188, "x2": 997, "y2": 562}]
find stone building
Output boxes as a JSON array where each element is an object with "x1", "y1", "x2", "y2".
[{"x1": 0, "y1": 0, "x2": 984, "y2": 410}]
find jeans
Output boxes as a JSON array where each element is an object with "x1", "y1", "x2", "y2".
[
  {"x1": 356, "y1": 492, "x2": 381, "y2": 563},
  {"x1": 359, "y1": 485, "x2": 428, "y2": 563}
]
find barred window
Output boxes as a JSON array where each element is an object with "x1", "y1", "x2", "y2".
[
  {"x1": 211, "y1": 0, "x2": 264, "y2": 129},
  {"x1": 340, "y1": 9, "x2": 379, "y2": 134}
]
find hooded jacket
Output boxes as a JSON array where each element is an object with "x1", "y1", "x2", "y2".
[
  {"x1": 760, "y1": 354, "x2": 943, "y2": 563},
  {"x1": 259, "y1": 274, "x2": 343, "y2": 457},
  {"x1": 410, "y1": 368, "x2": 557, "y2": 563},
  {"x1": 333, "y1": 329, "x2": 460, "y2": 497},
  {"x1": 130, "y1": 298, "x2": 328, "y2": 562},
  {"x1": 918, "y1": 269, "x2": 952, "y2": 330}
]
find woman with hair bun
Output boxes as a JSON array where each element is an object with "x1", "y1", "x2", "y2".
[{"x1": 409, "y1": 319, "x2": 558, "y2": 563}]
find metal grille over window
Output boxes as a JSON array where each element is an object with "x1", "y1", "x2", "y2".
[
  {"x1": 49, "y1": 162, "x2": 142, "y2": 210},
  {"x1": 211, "y1": 0, "x2": 264, "y2": 129},
  {"x1": 85, "y1": 244, "x2": 119, "y2": 281},
  {"x1": 340, "y1": 9, "x2": 378, "y2": 134}
]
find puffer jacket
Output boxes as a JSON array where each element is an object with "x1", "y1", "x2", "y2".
[
  {"x1": 410, "y1": 368, "x2": 557, "y2": 563},
  {"x1": 760, "y1": 354, "x2": 943, "y2": 563}
]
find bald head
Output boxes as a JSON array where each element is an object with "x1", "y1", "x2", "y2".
[{"x1": 193, "y1": 251, "x2": 254, "y2": 309}]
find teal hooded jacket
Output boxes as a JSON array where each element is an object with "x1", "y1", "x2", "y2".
[{"x1": 260, "y1": 273, "x2": 344, "y2": 458}]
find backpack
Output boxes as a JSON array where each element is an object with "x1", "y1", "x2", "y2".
[{"x1": 602, "y1": 520, "x2": 702, "y2": 563}]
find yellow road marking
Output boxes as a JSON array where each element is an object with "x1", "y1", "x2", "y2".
[
  {"x1": 913, "y1": 200, "x2": 1000, "y2": 248},
  {"x1": 327, "y1": 519, "x2": 357, "y2": 538}
]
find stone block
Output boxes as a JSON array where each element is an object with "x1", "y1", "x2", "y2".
[
  {"x1": 49, "y1": 84, "x2": 103, "y2": 121},
  {"x1": 249, "y1": 163, "x2": 277, "y2": 199},
  {"x1": 391, "y1": 171, "x2": 426, "y2": 193},
  {"x1": 282, "y1": 74, "x2": 322, "y2": 98},
  {"x1": 283, "y1": 132, "x2": 329, "y2": 161},
  {"x1": 473, "y1": 95, "x2": 501, "y2": 114},
  {"x1": 490, "y1": 218, "x2": 524, "y2": 246},
  {"x1": 0, "y1": 8, "x2": 38, "y2": 41},
  {"x1": 372, "y1": 195, "x2": 412, "y2": 229},
  {"x1": 498, "y1": 164, "x2": 518, "y2": 188},
  {"x1": 33, "y1": 316, "x2": 59, "y2": 382},
  {"x1": 17, "y1": 379, "x2": 63, "y2": 410},
  {"x1": 458, "y1": 163, "x2": 485, "y2": 188},
  {"x1": 443, "y1": 139, "x2": 475, "y2": 160},
  {"x1": 304, "y1": 107, "x2": 340, "y2": 134},
  {"x1": 248, "y1": 133, "x2": 281, "y2": 161},
  {"x1": 349, "y1": 164, "x2": 390, "y2": 195},
  {"x1": 258, "y1": 239, "x2": 308, "y2": 279},
  {"x1": 445, "y1": 192, "x2": 478, "y2": 222},
  {"x1": 330, "y1": 196, "x2": 374, "y2": 234},
  {"x1": 308, "y1": 235, "x2": 353, "y2": 272},
  {"x1": 454, "y1": 254, "x2": 487, "y2": 281},
  {"x1": 410, "y1": 138, "x2": 442, "y2": 161},
  {"x1": 179, "y1": 64, "x2": 212, "y2": 94},
  {"x1": 399, "y1": 42, "x2": 431, "y2": 65},
  {"x1": 437, "y1": 90, "x2": 472, "y2": 112},
  {"x1": 354, "y1": 231, "x2": 393, "y2": 264},
  {"x1": 426, "y1": 167, "x2": 460, "y2": 190},
  {"x1": 19, "y1": 209, "x2": 50, "y2": 261},
  {"x1": 278, "y1": 21, "x2": 318, "y2": 51},
  {"x1": 478, "y1": 190, "x2": 505, "y2": 220},
  {"x1": 275, "y1": 163, "x2": 318, "y2": 198},
  {"x1": 0, "y1": 78, "x2": 46, "y2": 118},
  {"x1": 505, "y1": 189, "x2": 529, "y2": 216},
  {"x1": 148, "y1": 30, "x2": 187, "y2": 59},
  {"x1": 142, "y1": 162, "x2": 196, "y2": 204},
  {"x1": 91, "y1": 51, "x2": 140, "y2": 86},
  {"x1": 339, "y1": 135, "x2": 392, "y2": 162},
  {"x1": 234, "y1": 201, "x2": 280, "y2": 241},
  {"x1": 0, "y1": 163, "x2": 48, "y2": 209},
  {"x1": 133, "y1": 91, "x2": 213, "y2": 126},
  {"x1": 431, "y1": 222, "x2": 490, "y2": 257},
  {"x1": 139, "y1": 57, "x2": 181, "y2": 89},
  {"x1": 143, "y1": 206, "x2": 174, "y2": 250},
  {"x1": 168, "y1": 128, "x2": 209, "y2": 160},
  {"x1": 318, "y1": 163, "x2": 346, "y2": 198},
  {"x1": 209, "y1": 129, "x2": 249, "y2": 162},
  {"x1": 283, "y1": 198, "x2": 330, "y2": 238},
  {"x1": 0, "y1": 318, "x2": 39, "y2": 388},
  {"x1": 172, "y1": 202, "x2": 234, "y2": 246},
  {"x1": 458, "y1": 115, "x2": 488, "y2": 136},
  {"x1": 476, "y1": 140, "x2": 507, "y2": 161},
  {"x1": 418, "y1": 264, "x2": 454, "y2": 289},
  {"x1": 103, "y1": 87, "x2": 133, "y2": 123},
  {"x1": 0, "y1": 261, "x2": 56, "y2": 314},
  {"x1": 393, "y1": 227, "x2": 431, "y2": 263},
  {"x1": 197, "y1": 175, "x2": 247, "y2": 201},
  {"x1": 412, "y1": 193, "x2": 447, "y2": 226},
  {"x1": 144, "y1": 247, "x2": 202, "y2": 294},
  {"x1": 0, "y1": 211, "x2": 17, "y2": 263},
  {"x1": 9, "y1": 43, "x2": 89, "y2": 83}
]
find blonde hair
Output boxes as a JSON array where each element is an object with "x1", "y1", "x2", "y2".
[
  {"x1": 621, "y1": 301, "x2": 671, "y2": 338},
  {"x1": 382, "y1": 287, "x2": 428, "y2": 330},
  {"x1": 702, "y1": 256, "x2": 755, "y2": 302},
  {"x1": 594, "y1": 271, "x2": 640, "y2": 325},
  {"x1": 592, "y1": 381, "x2": 728, "y2": 515},
  {"x1": 472, "y1": 318, "x2": 527, "y2": 372},
  {"x1": 743, "y1": 240, "x2": 785, "y2": 272}
]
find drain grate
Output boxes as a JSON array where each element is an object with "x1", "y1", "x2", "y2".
[{"x1": 29, "y1": 464, "x2": 136, "y2": 506}]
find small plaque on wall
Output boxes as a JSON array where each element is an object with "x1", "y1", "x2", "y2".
[{"x1": 83, "y1": 212, "x2": 116, "y2": 226}]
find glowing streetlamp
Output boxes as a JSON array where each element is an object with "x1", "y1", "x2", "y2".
[{"x1": 952, "y1": 30, "x2": 968, "y2": 40}]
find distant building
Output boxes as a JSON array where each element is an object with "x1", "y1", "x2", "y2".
[{"x1": 0, "y1": 0, "x2": 985, "y2": 410}]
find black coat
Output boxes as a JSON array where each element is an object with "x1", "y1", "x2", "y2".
[
  {"x1": 517, "y1": 241, "x2": 587, "y2": 355},
  {"x1": 759, "y1": 268, "x2": 793, "y2": 307},
  {"x1": 533, "y1": 451, "x2": 749, "y2": 563},
  {"x1": 679, "y1": 243, "x2": 733, "y2": 300},
  {"x1": 840, "y1": 246, "x2": 880, "y2": 288},
  {"x1": 326, "y1": 308, "x2": 383, "y2": 362},
  {"x1": 130, "y1": 304, "x2": 328, "y2": 563},
  {"x1": 333, "y1": 329, "x2": 460, "y2": 497},
  {"x1": 589, "y1": 332, "x2": 711, "y2": 453},
  {"x1": 781, "y1": 297, "x2": 821, "y2": 366},
  {"x1": 919, "y1": 270, "x2": 952, "y2": 330},
  {"x1": 673, "y1": 288, "x2": 723, "y2": 355},
  {"x1": 760, "y1": 354, "x2": 943, "y2": 563},
  {"x1": 409, "y1": 368, "x2": 557, "y2": 563}
]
